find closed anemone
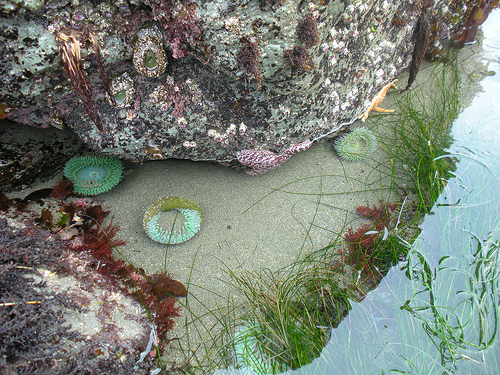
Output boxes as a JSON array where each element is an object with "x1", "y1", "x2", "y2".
[
  {"x1": 133, "y1": 27, "x2": 168, "y2": 78},
  {"x1": 143, "y1": 196, "x2": 202, "y2": 245},
  {"x1": 108, "y1": 72, "x2": 135, "y2": 107},
  {"x1": 64, "y1": 155, "x2": 123, "y2": 195},
  {"x1": 333, "y1": 127, "x2": 377, "y2": 161}
]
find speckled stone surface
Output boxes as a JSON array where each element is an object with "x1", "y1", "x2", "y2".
[
  {"x1": 0, "y1": 0, "x2": 454, "y2": 172},
  {"x1": 0, "y1": 120, "x2": 88, "y2": 192}
]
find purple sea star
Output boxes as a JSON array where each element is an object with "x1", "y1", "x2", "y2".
[{"x1": 236, "y1": 140, "x2": 313, "y2": 175}]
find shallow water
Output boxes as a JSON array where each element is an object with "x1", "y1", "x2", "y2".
[
  {"x1": 278, "y1": 10, "x2": 500, "y2": 375},
  {"x1": 5, "y1": 9, "x2": 500, "y2": 375}
]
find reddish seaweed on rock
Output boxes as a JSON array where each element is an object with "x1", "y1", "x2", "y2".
[
  {"x1": 453, "y1": 0, "x2": 499, "y2": 46},
  {"x1": 339, "y1": 200, "x2": 401, "y2": 294},
  {"x1": 0, "y1": 182, "x2": 185, "y2": 371}
]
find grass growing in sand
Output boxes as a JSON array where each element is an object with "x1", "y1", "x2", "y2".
[
  {"x1": 132, "y1": 51, "x2": 500, "y2": 375},
  {"x1": 370, "y1": 55, "x2": 460, "y2": 214}
]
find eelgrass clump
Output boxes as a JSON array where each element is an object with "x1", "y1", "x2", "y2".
[
  {"x1": 400, "y1": 229, "x2": 500, "y2": 371},
  {"x1": 374, "y1": 59, "x2": 460, "y2": 212},
  {"x1": 225, "y1": 264, "x2": 351, "y2": 373}
]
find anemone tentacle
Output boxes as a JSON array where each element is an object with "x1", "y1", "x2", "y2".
[
  {"x1": 143, "y1": 196, "x2": 202, "y2": 245},
  {"x1": 64, "y1": 155, "x2": 123, "y2": 195},
  {"x1": 333, "y1": 127, "x2": 377, "y2": 161}
]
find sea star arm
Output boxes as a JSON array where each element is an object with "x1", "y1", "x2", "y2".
[
  {"x1": 360, "y1": 79, "x2": 398, "y2": 122},
  {"x1": 373, "y1": 106, "x2": 395, "y2": 113}
]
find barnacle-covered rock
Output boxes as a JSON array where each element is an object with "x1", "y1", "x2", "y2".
[
  {"x1": 133, "y1": 27, "x2": 168, "y2": 78},
  {"x1": 0, "y1": 0, "x2": 477, "y2": 173},
  {"x1": 108, "y1": 72, "x2": 136, "y2": 107}
]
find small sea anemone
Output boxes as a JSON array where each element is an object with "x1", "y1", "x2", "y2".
[
  {"x1": 133, "y1": 27, "x2": 168, "y2": 78},
  {"x1": 233, "y1": 320, "x2": 290, "y2": 374},
  {"x1": 143, "y1": 196, "x2": 202, "y2": 245},
  {"x1": 64, "y1": 156, "x2": 123, "y2": 195},
  {"x1": 108, "y1": 72, "x2": 135, "y2": 107},
  {"x1": 333, "y1": 127, "x2": 377, "y2": 161}
]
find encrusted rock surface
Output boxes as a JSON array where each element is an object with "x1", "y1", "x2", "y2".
[
  {"x1": 0, "y1": 120, "x2": 88, "y2": 191},
  {"x1": 0, "y1": 0, "x2": 456, "y2": 172}
]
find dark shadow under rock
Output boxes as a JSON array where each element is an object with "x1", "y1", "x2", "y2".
[{"x1": 0, "y1": 121, "x2": 88, "y2": 192}]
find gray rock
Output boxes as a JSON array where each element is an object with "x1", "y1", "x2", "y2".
[
  {"x1": 0, "y1": 0, "x2": 452, "y2": 173},
  {"x1": 0, "y1": 120, "x2": 87, "y2": 191}
]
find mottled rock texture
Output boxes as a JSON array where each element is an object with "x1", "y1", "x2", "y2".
[
  {"x1": 0, "y1": 120, "x2": 88, "y2": 191},
  {"x1": 0, "y1": 0, "x2": 453, "y2": 172}
]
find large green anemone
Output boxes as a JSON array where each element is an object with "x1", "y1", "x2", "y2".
[
  {"x1": 233, "y1": 321, "x2": 290, "y2": 374},
  {"x1": 333, "y1": 127, "x2": 377, "y2": 161},
  {"x1": 64, "y1": 156, "x2": 123, "y2": 195},
  {"x1": 143, "y1": 196, "x2": 202, "y2": 245}
]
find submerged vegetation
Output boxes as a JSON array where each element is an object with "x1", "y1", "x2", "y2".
[
  {"x1": 4, "y1": 30, "x2": 498, "y2": 375},
  {"x1": 163, "y1": 51, "x2": 499, "y2": 374},
  {"x1": 374, "y1": 59, "x2": 460, "y2": 213}
]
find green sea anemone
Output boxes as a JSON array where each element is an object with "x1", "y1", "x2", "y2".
[
  {"x1": 64, "y1": 156, "x2": 123, "y2": 195},
  {"x1": 143, "y1": 196, "x2": 202, "y2": 245},
  {"x1": 233, "y1": 321, "x2": 290, "y2": 374},
  {"x1": 333, "y1": 127, "x2": 377, "y2": 161},
  {"x1": 133, "y1": 27, "x2": 168, "y2": 78},
  {"x1": 108, "y1": 72, "x2": 135, "y2": 107}
]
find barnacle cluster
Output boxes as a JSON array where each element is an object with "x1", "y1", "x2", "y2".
[
  {"x1": 133, "y1": 26, "x2": 168, "y2": 78},
  {"x1": 143, "y1": 196, "x2": 202, "y2": 245},
  {"x1": 108, "y1": 72, "x2": 135, "y2": 107}
]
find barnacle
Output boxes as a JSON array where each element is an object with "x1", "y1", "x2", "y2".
[
  {"x1": 133, "y1": 27, "x2": 168, "y2": 78},
  {"x1": 108, "y1": 72, "x2": 135, "y2": 107},
  {"x1": 333, "y1": 127, "x2": 377, "y2": 161},
  {"x1": 143, "y1": 196, "x2": 202, "y2": 245},
  {"x1": 64, "y1": 156, "x2": 123, "y2": 195}
]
